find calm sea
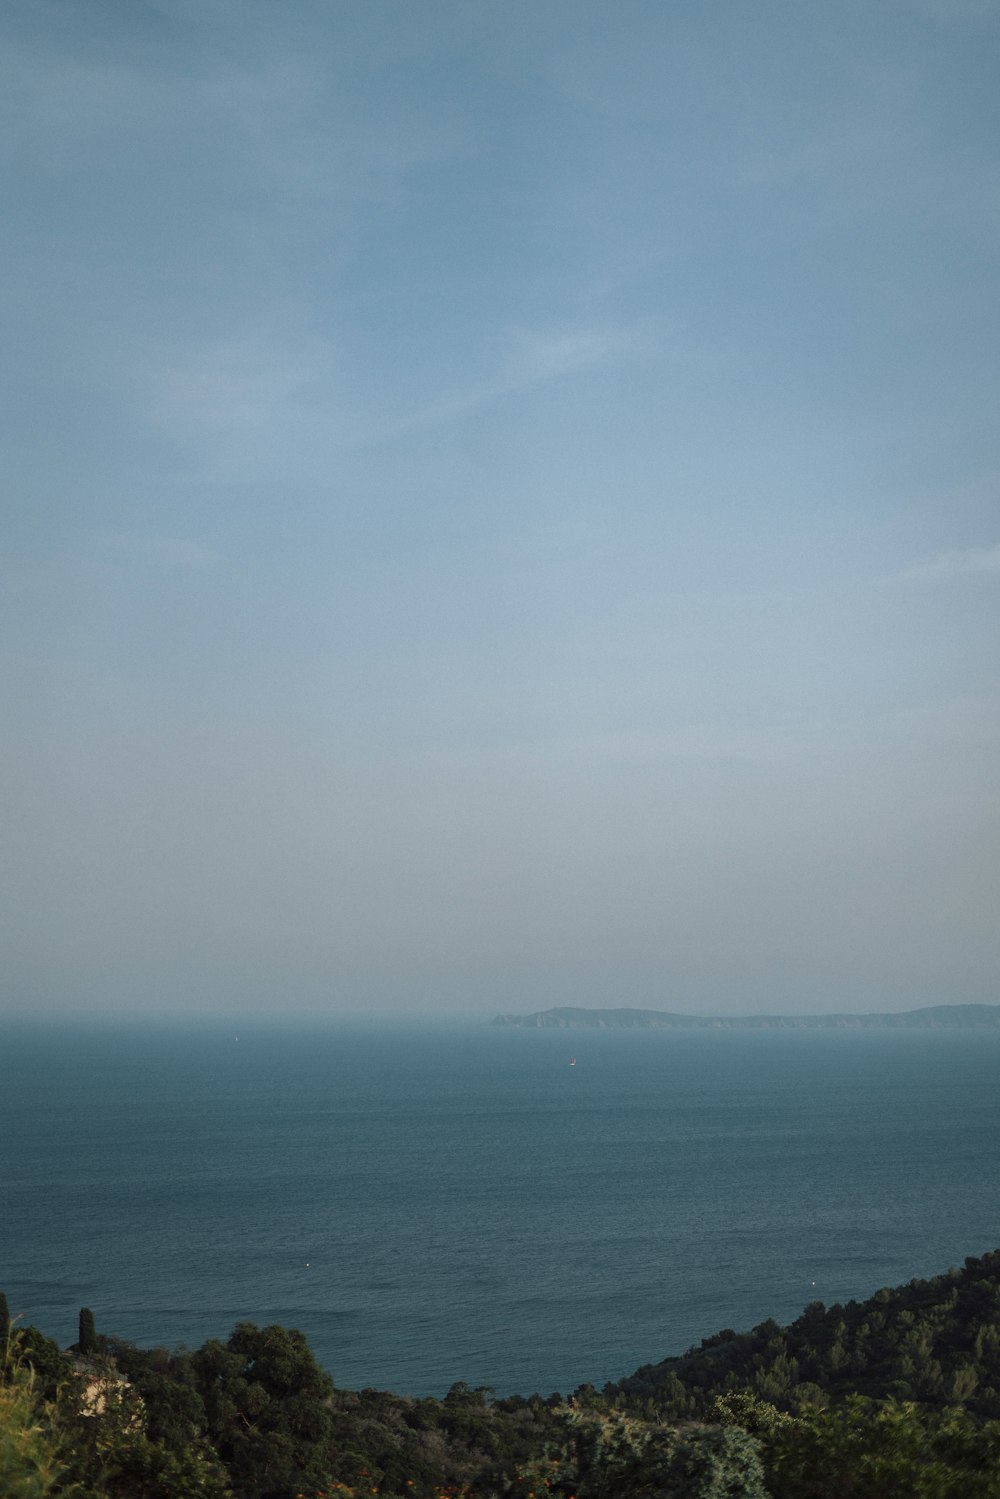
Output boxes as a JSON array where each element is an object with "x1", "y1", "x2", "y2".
[{"x1": 2, "y1": 1018, "x2": 999, "y2": 1397}]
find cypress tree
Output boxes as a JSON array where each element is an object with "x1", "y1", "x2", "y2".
[
  {"x1": 0, "y1": 1290, "x2": 9, "y2": 1364},
  {"x1": 78, "y1": 1306, "x2": 98, "y2": 1356}
]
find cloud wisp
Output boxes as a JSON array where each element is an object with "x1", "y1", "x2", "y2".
[
  {"x1": 149, "y1": 318, "x2": 644, "y2": 477},
  {"x1": 901, "y1": 543, "x2": 1000, "y2": 582}
]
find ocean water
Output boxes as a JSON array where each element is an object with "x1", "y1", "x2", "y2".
[{"x1": 2, "y1": 1018, "x2": 1000, "y2": 1398}]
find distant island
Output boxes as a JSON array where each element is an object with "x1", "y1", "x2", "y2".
[{"x1": 491, "y1": 1002, "x2": 1000, "y2": 1029}]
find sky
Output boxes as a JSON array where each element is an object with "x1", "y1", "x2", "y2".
[{"x1": 1, "y1": 0, "x2": 998, "y2": 1018}]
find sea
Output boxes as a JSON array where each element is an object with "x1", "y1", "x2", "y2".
[{"x1": 2, "y1": 1017, "x2": 1000, "y2": 1399}]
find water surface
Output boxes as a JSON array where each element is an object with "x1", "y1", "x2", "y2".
[{"x1": 2, "y1": 1019, "x2": 998, "y2": 1396}]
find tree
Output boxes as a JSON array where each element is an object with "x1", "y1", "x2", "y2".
[
  {"x1": 65, "y1": 1374, "x2": 233, "y2": 1499},
  {"x1": 78, "y1": 1307, "x2": 98, "y2": 1357},
  {"x1": 768, "y1": 1397, "x2": 1000, "y2": 1499},
  {"x1": 194, "y1": 1322, "x2": 335, "y2": 1499},
  {"x1": 11, "y1": 1328, "x2": 67, "y2": 1402}
]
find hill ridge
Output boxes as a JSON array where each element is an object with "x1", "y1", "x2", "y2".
[{"x1": 492, "y1": 1003, "x2": 1000, "y2": 1029}]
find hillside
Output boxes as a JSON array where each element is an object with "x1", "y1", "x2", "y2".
[{"x1": 610, "y1": 1250, "x2": 1000, "y2": 1420}]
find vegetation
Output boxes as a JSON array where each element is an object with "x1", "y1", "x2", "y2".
[
  {"x1": 8, "y1": 1251, "x2": 1000, "y2": 1497},
  {"x1": 76, "y1": 1311, "x2": 98, "y2": 1360},
  {"x1": 609, "y1": 1250, "x2": 1000, "y2": 1421},
  {"x1": 0, "y1": 1361, "x2": 74, "y2": 1499}
]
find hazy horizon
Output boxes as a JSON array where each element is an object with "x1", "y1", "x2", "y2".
[{"x1": 2, "y1": 1, "x2": 997, "y2": 1019}]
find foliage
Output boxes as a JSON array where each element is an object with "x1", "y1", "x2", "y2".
[
  {"x1": 611, "y1": 1250, "x2": 1000, "y2": 1422},
  {"x1": 191, "y1": 1323, "x2": 336, "y2": 1499},
  {"x1": 77, "y1": 1312, "x2": 98, "y2": 1359},
  {"x1": 0, "y1": 1351, "x2": 77, "y2": 1499},
  {"x1": 67, "y1": 1379, "x2": 232, "y2": 1499},
  {"x1": 507, "y1": 1404, "x2": 768, "y2": 1499},
  {"x1": 766, "y1": 1396, "x2": 1000, "y2": 1499},
  {"x1": 707, "y1": 1391, "x2": 794, "y2": 1439},
  {"x1": 10, "y1": 1327, "x2": 71, "y2": 1403}
]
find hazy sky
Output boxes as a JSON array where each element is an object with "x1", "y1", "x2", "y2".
[{"x1": 2, "y1": 0, "x2": 998, "y2": 1017}]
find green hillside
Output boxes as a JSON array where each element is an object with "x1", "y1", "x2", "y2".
[{"x1": 610, "y1": 1250, "x2": 1000, "y2": 1419}]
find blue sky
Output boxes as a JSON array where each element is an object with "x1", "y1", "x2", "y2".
[{"x1": 2, "y1": 0, "x2": 998, "y2": 1016}]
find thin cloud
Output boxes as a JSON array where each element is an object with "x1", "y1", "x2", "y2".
[
  {"x1": 149, "y1": 319, "x2": 357, "y2": 479},
  {"x1": 106, "y1": 534, "x2": 214, "y2": 569},
  {"x1": 153, "y1": 318, "x2": 642, "y2": 472},
  {"x1": 500, "y1": 326, "x2": 639, "y2": 384},
  {"x1": 901, "y1": 544, "x2": 1000, "y2": 581},
  {"x1": 349, "y1": 323, "x2": 645, "y2": 447}
]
